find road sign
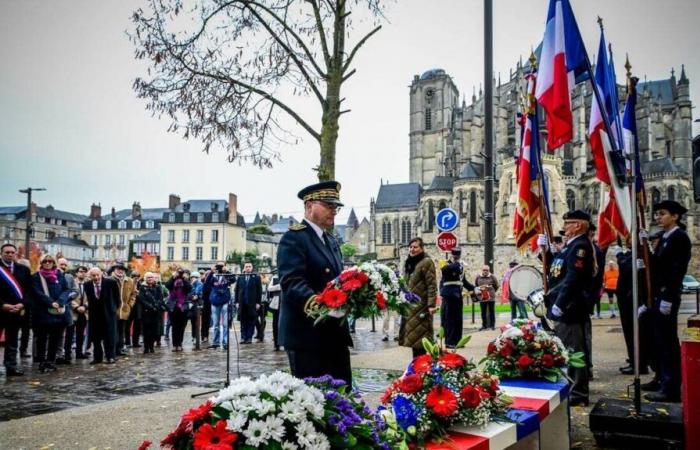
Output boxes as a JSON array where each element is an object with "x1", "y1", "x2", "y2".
[
  {"x1": 435, "y1": 207, "x2": 458, "y2": 231},
  {"x1": 437, "y1": 231, "x2": 459, "y2": 252}
]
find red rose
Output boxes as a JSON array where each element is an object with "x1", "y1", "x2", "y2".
[
  {"x1": 193, "y1": 420, "x2": 238, "y2": 450},
  {"x1": 426, "y1": 385, "x2": 458, "y2": 417},
  {"x1": 541, "y1": 353, "x2": 554, "y2": 368},
  {"x1": 376, "y1": 291, "x2": 387, "y2": 310},
  {"x1": 554, "y1": 355, "x2": 566, "y2": 365},
  {"x1": 459, "y1": 385, "x2": 482, "y2": 408},
  {"x1": 438, "y1": 352, "x2": 466, "y2": 369},
  {"x1": 398, "y1": 373, "x2": 423, "y2": 394},
  {"x1": 317, "y1": 288, "x2": 348, "y2": 308},
  {"x1": 341, "y1": 278, "x2": 364, "y2": 291},
  {"x1": 412, "y1": 354, "x2": 434, "y2": 375},
  {"x1": 499, "y1": 341, "x2": 514, "y2": 357},
  {"x1": 479, "y1": 388, "x2": 491, "y2": 400},
  {"x1": 487, "y1": 342, "x2": 497, "y2": 354},
  {"x1": 517, "y1": 354, "x2": 535, "y2": 368},
  {"x1": 355, "y1": 271, "x2": 369, "y2": 283}
]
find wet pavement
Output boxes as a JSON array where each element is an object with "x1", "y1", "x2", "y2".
[{"x1": 0, "y1": 318, "x2": 402, "y2": 422}]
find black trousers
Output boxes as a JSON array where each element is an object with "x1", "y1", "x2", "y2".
[
  {"x1": 653, "y1": 307, "x2": 681, "y2": 398},
  {"x1": 169, "y1": 308, "x2": 187, "y2": 347},
  {"x1": 142, "y1": 312, "x2": 160, "y2": 352},
  {"x1": 19, "y1": 312, "x2": 31, "y2": 355},
  {"x1": 116, "y1": 319, "x2": 128, "y2": 350},
  {"x1": 555, "y1": 321, "x2": 589, "y2": 401},
  {"x1": 35, "y1": 324, "x2": 64, "y2": 365},
  {"x1": 63, "y1": 315, "x2": 88, "y2": 358},
  {"x1": 1, "y1": 321, "x2": 21, "y2": 369},
  {"x1": 441, "y1": 286, "x2": 463, "y2": 346},
  {"x1": 126, "y1": 310, "x2": 141, "y2": 346},
  {"x1": 270, "y1": 308, "x2": 280, "y2": 348},
  {"x1": 201, "y1": 301, "x2": 211, "y2": 339},
  {"x1": 91, "y1": 321, "x2": 116, "y2": 362},
  {"x1": 287, "y1": 347, "x2": 351, "y2": 385},
  {"x1": 255, "y1": 304, "x2": 267, "y2": 341},
  {"x1": 480, "y1": 301, "x2": 495, "y2": 328}
]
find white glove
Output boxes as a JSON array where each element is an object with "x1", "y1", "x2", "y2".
[
  {"x1": 328, "y1": 309, "x2": 346, "y2": 319},
  {"x1": 659, "y1": 300, "x2": 672, "y2": 316},
  {"x1": 611, "y1": 245, "x2": 623, "y2": 257},
  {"x1": 551, "y1": 304, "x2": 563, "y2": 317},
  {"x1": 537, "y1": 234, "x2": 549, "y2": 248},
  {"x1": 639, "y1": 228, "x2": 649, "y2": 240},
  {"x1": 637, "y1": 305, "x2": 647, "y2": 317},
  {"x1": 636, "y1": 259, "x2": 645, "y2": 269}
]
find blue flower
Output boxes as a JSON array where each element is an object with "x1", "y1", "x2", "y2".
[{"x1": 391, "y1": 395, "x2": 418, "y2": 430}]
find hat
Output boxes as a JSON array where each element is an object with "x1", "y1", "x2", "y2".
[
  {"x1": 451, "y1": 248, "x2": 462, "y2": 256},
  {"x1": 297, "y1": 181, "x2": 344, "y2": 206},
  {"x1": 563, "y1": 209, "x2": 591, "y2": 222},
  {"x1": 653, "y1": 200, "x2": 687, "y2": 216},
  {"x1": 111, "y1": 261, "x2": 127, "y2": 271}
]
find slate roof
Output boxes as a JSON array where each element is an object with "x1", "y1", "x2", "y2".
[
  {"x1": 132, "y1": 229, "x2": 161, "y2": 242},
  {"x1": 427, "y1": 176, "x2": 455, "y2": 191},
  {"x1": 269, "y1": 216, "x2": 299, "y2": 234},
  {"x1": 173, "y1": 200, "x2": 227, "y2": 214},
  {"x1": 0, "y1": 205, "x2": 86, "y2": 223},
  {"x1": 0, "y1": 206, "x2": 26, "y2": 215},
  {"x1": 642, "y1": 157, "x2": 681, "y2": 174},
  {"x1": 45, "y1": 236, "x2": 91, "y2": 248},
  {"x1": 459, "y1": 162, "x2": 484, "y2": 179},
  {"x1": 375, "y1": 183, "x2": 421, "y2": 209},
  {"x1": 638, "y1": 79, "x2": 675, "y2": 105}
]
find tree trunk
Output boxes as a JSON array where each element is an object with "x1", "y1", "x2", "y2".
[{"x1": 318, "y1": 75, "x2": 341, "y2": 181}]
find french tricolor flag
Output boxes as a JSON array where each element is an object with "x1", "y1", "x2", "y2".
[{"x1": 535, "y1": 0, "x2": 588, "y2": 151}]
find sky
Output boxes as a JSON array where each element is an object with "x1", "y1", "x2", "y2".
[{"x1": 1, "y1": 0, "x2": 698, "y2": 225}]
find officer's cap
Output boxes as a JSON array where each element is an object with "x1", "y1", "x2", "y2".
[
  {"x1": 652, "y1": 200, "x2": 687, "y2": 216},
  {"x1": 563, "y1": 209, "x2": 591, "y2": 222},
  {"x1": 451, "y1": 248, "x2": 462, "y2": 256},
  {"x1": 297, "y1": 181, "x2": 344, "y2": 206}
]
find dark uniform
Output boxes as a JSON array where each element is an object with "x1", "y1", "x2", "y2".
[
  {"x1": 616, "y1": 249, "x2": 651, "y2": 373},
  {"x1": 0, "y1": 255, "x2": 33, "y2": 376},
  {"x1": 277, "y1": 181, "x2": 353, "y2": 384},
  {"x1": 440, "y1": 249, "x2": 474, "y2": 347},
  {"x1": 546, "y1": 210, "x2": 595, "y2": 405},
  {"x1": 646, "y1": 200, "x2": 691, "y2": 401}
]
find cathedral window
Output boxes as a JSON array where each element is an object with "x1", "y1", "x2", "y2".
[
  {"x1": 425, "y1": 108, "x2": 432, "y2": 130},
  {"x1": 428, "y1": 202, "x2": 435, "y2": 231},
  {"x1": 469, "y1": 191, "x2": 477, "y2": 224},
  {"x1": 566, "y1": 190, "x2": 576, "y2": 210},
  {"x1": 438, "y1": 200, "x2": 447, "y2": 210},
  {"x1": 593, "y1": 185, "x2": 600, "y2": 210},
  {"x1": 668, "y1": 186, "x2": 676, "y2": 201},
  {"x1": 382, "y1": 220, "x2": 392, "y2": 244},
  {"x1": 401, "y1": 218, "x2": 411, "y2": 244},
  {"x1": 459, "y1": 191, "x2": 466, "y2": 217}
]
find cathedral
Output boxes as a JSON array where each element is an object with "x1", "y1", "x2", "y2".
[{"x1": 369, "y1": 62, "x2": 698, "y2": 276}]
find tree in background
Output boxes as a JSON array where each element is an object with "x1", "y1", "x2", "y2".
[
  {"x1": 17, "y1": 242, "x2": 43, "y2": 273},
  {"x1": 130, "y1": 251, "x2": 160, "y2": 276},
  {"x1": 130, "y1": 0, "x2": 386, "y2": 180},
  {"x1": 227, "y1": 249, "x2": 263, "y2": 269},
  {"x1": 340, "y1": 242, "x2": 357, "y2": 258},
  {"x1": 248, "y1": 224, "x2": 274, "y2": 235}
]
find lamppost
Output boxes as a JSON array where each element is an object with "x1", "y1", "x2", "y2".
[{"x1": 18, "y1": 187, "x2": 46, "y2": 256}]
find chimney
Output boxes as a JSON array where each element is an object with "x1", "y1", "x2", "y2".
[
  {"x1": 132, "y1": 201, "x2": 142, "y2": 219},
  {"x1": 228, "y1": 193, "x2": 238, "y2": 224},
  {"x1": 89, "y1": 203, "x2": 102, "y2": 219},
  {"x1": 111, "y1": 207, "x2": 116, "y2": 218},
  {"x1": 169, "y1": 194, "x2": 181, "y2": 210}
]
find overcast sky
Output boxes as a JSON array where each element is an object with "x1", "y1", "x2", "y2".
[{"x1": 1, "y1": 0, "x2": 698, "y2": 224}]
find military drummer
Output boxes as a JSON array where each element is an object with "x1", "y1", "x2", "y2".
[{"x1": 277, "y1": 181, "x2": 353, "y2": 384}]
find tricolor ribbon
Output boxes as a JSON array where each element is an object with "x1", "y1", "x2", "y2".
[{"x1": 0, "y1": 265, "x2": 24, "y2": 300}]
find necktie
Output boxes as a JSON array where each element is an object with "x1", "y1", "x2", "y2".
[
  {"x1": 322, "y1": 232, "x2": 331, "y2": 248},
  {"x1": 95, "y1": 283, "x2": 101, "y2": 298}
]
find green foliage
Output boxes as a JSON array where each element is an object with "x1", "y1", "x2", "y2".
[
  {"x1": 226, "y1": 249, "x2": 263, "y2": 268},
  {"x1": 248, "y1": 224, "x2": 273, "y2": 235},
  {"x1": 340, "y1": 242, "x2": 357, "y2": 257},
  {"x1": 357, "y1": 252, "x2": 377, "y2": 263}
]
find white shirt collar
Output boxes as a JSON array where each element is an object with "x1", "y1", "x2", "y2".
[
  {"x1": 663, "y1": 226, "x2": 679, "y2": 239},
  {"x1": 566, "y1": 233, "x2": 584, "y2": 246},
  {"x1": 304, "y1": 219, "x2": 326, "y2": 243}
]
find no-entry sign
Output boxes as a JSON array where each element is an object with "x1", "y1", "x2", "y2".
[{"x1": 436, "y1": 231, "x2": 458, "y2": 252}]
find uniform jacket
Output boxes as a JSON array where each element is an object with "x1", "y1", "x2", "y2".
[
  {"x1": 31, "y1": 271, "x2": 73, "y2": 327},
  {"x1": 651, "y1": 227, "x2": 691, "y2": 307},
  {"x1": 0, "y1": 262, "x2": 32, "y2": 326},
  {"x1": 547, "y1": 234, "x2": 595, "y2": 324},
  {"x1": 277, "y1": 219, "x2": 352, "y2": 351},
  {"x1": 399, "y1": 254, "x2": 438, "y2": 350},
  {"x1": 234, "y1": 273, "x2": 262, "y2": 320},
  {"x1": 112, "y1": 275, "x2": 137, "y2": 320}
]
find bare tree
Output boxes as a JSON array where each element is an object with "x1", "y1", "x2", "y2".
[{"x1": 130, "y1": 0, "x2": 385, "y2": 180}]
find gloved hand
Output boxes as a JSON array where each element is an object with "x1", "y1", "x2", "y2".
[
  {"x1": 551, "y1": 304, "x2": 563, "y2": 317},
  {"x1": 659, "y1": 300, "x2": 673, "y2": 316},
  {"x1": 639, "y1": 228, "x2": 649, "y2": 240},
  {"x1": 328, "y1": 309, "x2": 346, "y2": 319},
  {"x1": 637, "y1": 305, "x2": 647, "y2": 317},
  {"x1": 636, "y1": 259, "x2": 645, "y2": 269},
  {"x1": 537, "y1": 234, "x2": 549, "y2": 248}
]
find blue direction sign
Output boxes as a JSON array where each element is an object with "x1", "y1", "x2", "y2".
[{"x1": 435, "y1": 207, "x2": 458, "y2": 231}]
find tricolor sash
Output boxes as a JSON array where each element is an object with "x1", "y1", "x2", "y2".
[{"x1": 0, "y1": 265, "x2": 23, "y2": 300}]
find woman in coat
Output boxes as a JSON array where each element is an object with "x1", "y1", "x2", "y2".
[
  {"x1": 399, "y1": 238, "x2": 438, "y2": 358},
  {"x1": 32, "y1": 254, "x2": 73, "y2": 373},
  {"x1": 165, "y1": 268, "x2": 191, "y2": 352},
  {"x1": 137, "y1": 272, "x2": 166, "y2": 353}
]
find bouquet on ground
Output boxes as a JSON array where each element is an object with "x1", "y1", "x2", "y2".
[
  {"x1": 306, "y1": 262, "x2": 420, "y2": 324},
  {"x1": 150, "y1": 371, "x2": 401, "y2": 450},
  {"x1": 380, "y1": 334, "x2": 510, "y2": 446},
  {"x1": 480, "y1": 319, "x2": 585, "y2": 382}
]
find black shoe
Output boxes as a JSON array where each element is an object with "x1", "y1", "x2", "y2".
[
  {"x1": 619, "y1": 365, "x2": 632, "y2": 372},
  {"x1": 223, "y1": 344, "x2": 229, "y2": 350},
  {"x1": 76, "y1": 354, "x2": 89, "y2": 360},
  {"x1": 106, "y1": 359, "x2": 116, "y2": 364},
  {"x1": 641, "y1": 379, "x2": 661, "y2": 391},
  {"x1": 45, "y1": 363, "x2": 57, "y2": 372},
  {"x1": 132, "y1": 344, "x2": 142, "y2": 348},
  {"x1": 382, "y1": 336, "x2": 389, "y2": 342},
  {"x1": 620, "y1": 366, "x2": 649, "y2": 375},
  {"x1": 256, "y1": 339, "x2": 264, "y2": 342},
  {"x1": 644, "y1": 391, "x2": 680, "y2": 402},
  {"x1": 55, "y1": 358, "x2": 71, "y2": 365},
  {"x1": 20, "y1": 353, "x2": 31, "y2": 359},
  {"x1": 116, "y1": 351, "x2": 127, "y2": 356},
  {"x1": 274, "y1": 346, "x2": 281, "y2": 351},
  {"x1": 6, "y1": 367, "x2": 24, "y2": 377},
  {"x1": 89, "y1": 360, "x2": 103, "y2": 365},
  {"x1": 208, "y1": 344, "x2": 219, "y2": 349},
  {"x1": 84, "y1": 351, "x2": 92, "y2": 356},
  {"x1": 570, "y1": 397, "x2": 590, "y2": 407}
]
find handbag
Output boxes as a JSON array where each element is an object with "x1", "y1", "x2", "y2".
[{"x1": 39, "y1": 275, "x2": 66, "y2": 315}]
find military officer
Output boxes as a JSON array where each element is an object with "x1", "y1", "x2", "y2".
[
  {"x1": 641, "y1": 200, "x2": 691, "y2": 402},
  {"x1": 440, "y1": 248, "x2": 474, "y2": 348},
  {"x1": 277, "y1": 181, "x2": 352, "y2": 384},
  {"x1": 545, "y1": 209, "x2": 595, "y2": 406}
]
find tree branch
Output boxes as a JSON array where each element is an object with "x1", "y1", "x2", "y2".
[
  {"x1": 307, "y1": 0, "x2": 331, "y2": 67},
  {"x1": 342, "y1": 25, "x2": 381, "y2": 73}
]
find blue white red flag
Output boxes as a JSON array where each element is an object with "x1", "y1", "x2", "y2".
[
  {"x1": 0, "y1": 266, "x2": 23, "y2": 300},
  {"x1": 535, "y1": 0, "x2": 588, "y2": 151},
  {"x1": 622, "y1": 78, "x2": 644, "y2": 197}
]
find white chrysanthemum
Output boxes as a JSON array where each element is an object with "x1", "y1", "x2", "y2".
[
  {"x1": 279, "y1": 399, "x2": 306, "y2": 423},
  {"x1": 243, "y1": 418, "x2": 270, "y2": 447},
  {"x1": 227, "y1": 412, "x2": 248, "y2": 432},
  {"x1": 265, "y1": 414, "x2": 286, "y2": 442},
  {"x1": 295, "y1": 420, "x2": 318, "y2": 448},
  {"x1": 211, "y1": 376, "x2": 254, "y2": 403},
  {"x1": 257, "y1": 398, "x2": 277, "y2": 416},
  {"x1": 308, "y1": 434, "x2": 331, "y2": 450},
  {"x1": 501, "y1": 326, "x2": 524, "y2": 339},
  {"x1": 281, "y1": 441, "x2": 299, "y2": 450}
]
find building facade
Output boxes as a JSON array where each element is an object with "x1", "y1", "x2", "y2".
[{"x1": 1, "y1": 203, "x2": 86, "y2": 254}]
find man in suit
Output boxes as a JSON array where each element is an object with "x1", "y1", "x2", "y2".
[
  {"x1": 0, "y1": 243, "x2": 33, "y2": 376},
  {"x1": 235, "y1": 261, "x2": 262, "y2": 344},
  {"x1": 85, "y1": 267, "x2": 119, "y2": 364},
  {"x1": 641, "y1": 200, "x2": 691, "y2": 402},
  {"x1": 277, "y1": 181, "x2": 352, "y2": 384}
]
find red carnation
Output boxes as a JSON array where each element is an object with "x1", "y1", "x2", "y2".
[
  {"x1": 460, "y1": 385, "x2": 482, "y2": 408},
  {"x1": 398, "y1": 374, "x2": 423, "y2": 394},
  {"x1": 380, "y1": 386, "x2": 393, "y2": 404},
  {"x1": 426, "y1": 385, "x2": 458, "y2": 417},
  {"x1": 339, "y1": 270, "x2": 356, "y2": 282},
  {"x1": 317, "y1": 288, "x2": 348, "y2": 308},
  {"x1": 182, "y1": 401, "x2": 213, "y2": 425},
  {"x1": 479, "y1": 388, "x2": 492, "y2": 400},
  {"x1": 193, "y1": 420, "x2": 238, "y2": 450},
  {"x1": 137, "y1": 440, "x2": 152, "y2": 450},
  {"x1": 541, "y1": 353, "x2": 554, "y2": 368},
  {"x1": 487, "y1": 342, "x2": 497, "y2": 354},
  {"x1": 517, "y1": 354, "x2": 535, "y2": 368},
  {"x1": 341, "y1": 278, "x2": 364, "y2": 291},
  {"x1": 499, "y1": 341, "x2": 514, "y2": 357},
  {"x1": 412, "y1": 354, "x2": 433, "y2": 375},
  {"x1": 438, "y1": 352, "x2": 466, "y2": 369},
  {"x1": 376, "y1": 291, "x2": 387, "y2": 310}
]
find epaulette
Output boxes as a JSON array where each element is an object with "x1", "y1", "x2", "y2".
[{"x1": 289, "y1": 223, "x2": 307, "y2": 231}]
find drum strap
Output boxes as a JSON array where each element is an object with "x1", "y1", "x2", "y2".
[{"x1": 443, "y1": 281, "x2": 463, "y2": 287}]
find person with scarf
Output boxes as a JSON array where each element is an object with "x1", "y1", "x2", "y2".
[
  {"x1": 31, "y1": 254, "x2": 73, "y2": 373},
  {"x1": 165, "y1": 268, "x2": 191, "y2": 352},
  {"x1": 398, "y1": 237, "x2": 438, "y2": 358},
  {"x1": 138, "y1": 272, "x2": 166, "y2": 353}
]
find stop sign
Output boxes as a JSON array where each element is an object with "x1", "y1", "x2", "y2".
[{"x1": 436, "y1": 231, "x2": 458, "y2": 252}]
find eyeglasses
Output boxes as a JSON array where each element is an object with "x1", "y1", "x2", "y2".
[
  {"x1": 314, "y1": 201, "x2": 341, "y2": 213},
  {"x1": 42, "y1": 260, "x2": 55, "y2": 265}
]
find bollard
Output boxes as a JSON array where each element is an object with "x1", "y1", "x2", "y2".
[
  {"x1": 194, "y1": 303, "x2": 201, "y2": 350},
  {"x1": 371, "y1": 316, "x2": 376, "y2": 332},
  {"x1": 471, "y1": 301, "x2": 476, "y2": 324}
]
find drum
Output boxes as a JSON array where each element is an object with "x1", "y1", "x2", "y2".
[{"x1": 508, "y1": 265, "x2": 543, "y2": 302}]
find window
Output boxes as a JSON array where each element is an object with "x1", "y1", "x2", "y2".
[
  {"x1": 183, "y1": 213, "x2": 190, "y2": 223},
  {"x1": 668, "y1": 186, "x2": 676, "y2": 201},
  {"x1": 196, "y1": 247, "x2": 203, "y2": 261},
  {"x1": 106, "y1": 235, "x2": 112, "y2": 245},
  {"x1": 401, "y1": 218, "x2": 411, "y2": 244},
  {"x1": 167, "y1": 246, "x2": 174, "y2": 260},
  {"x1": 381, "y1": 220, "x2": 392, "y2": 244},
  {"x1": 196, "y1": 230, "x2": 204, "y2": 243},
  {"x1": 167, "y1": 230, "x2": 175, "y2": 243},
  {"x1": 182, "y1": 230, "x2": 190, "y2": 243},
  {"x1": 211, "y1": 229, "x2": 219, "y2": 242},
  {"x1": 146, "y1": 220, "x2": 154, "y2": 229},
  {"x1": 182, "y1": 247, "x2": 189, "y2": 260},
  {"x1": 92, "y1": 220, "x2": 98, "y2": 230},
  {"x1": 593, "y1": 185, "x2": 600, "y2": 209},
  {"x1": 168, "y1": 213, "x2": 176, "y2": 223},
  {"x1": 118, "y1": 234, "x2": 125, "y2": 245},
  {"x1": 212, "y1": 212, "x2": 219, "y2": 222},
  {"x1": 425, "y1": 108, "x2": 432, "y2": 130},
  {"x1": 211, "y1": 247, "x2": 218, "y2": 260},
  {"x1": 118, "y1": 220, "x2": 127, "y2": 229},
  {"x1": 92, "y1": 235, "x2": 97, "y2": 246},
  {"x1": 132, "y1": 220, "x2": 141, "y2": 229},
  {"x1": 105, "y1": 220, "x2": 111, "y2": 229},
  {"x1": 428, "y1": 201, "x2": 435, "y2": 231},
  {"x1": 459, "y1": 191, "x2": 466, "y2": 217},
  {"x1": 197, "y1": 213, "x2": 204, "y2": 223},
  {"x1": 566, "y1": 190, "x2": 576, "y2": 210},
  {"x1": 469, "y1": 191, "x2": 477, "y2": 224}
]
